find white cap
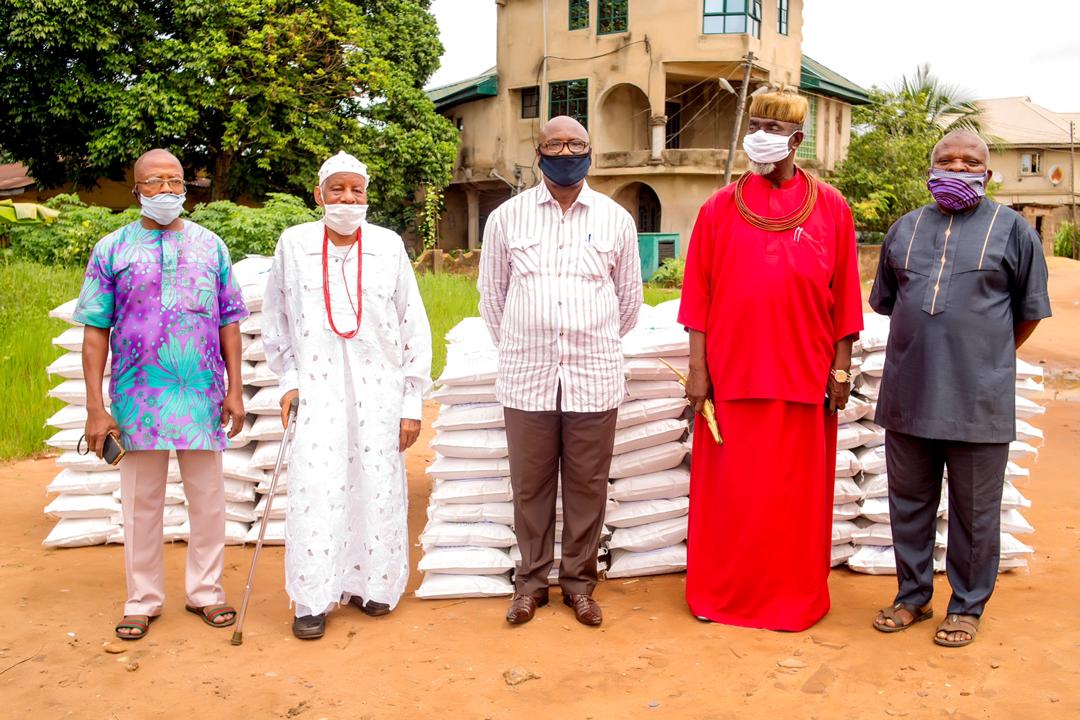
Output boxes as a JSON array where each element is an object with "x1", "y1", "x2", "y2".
[{"x1": 318, "y1": 151, "x2": 369, "y2": 188}]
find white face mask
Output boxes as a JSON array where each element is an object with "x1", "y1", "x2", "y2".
[
  {"x1": 742, "y1": 129, "x2": 797, "y2": 164},
  {"x1": 139, "y1": 193, "x2": 186, "y2": 226},
  {"x1": 322, "y1": 203, "x2": 368, "y2": 235}
]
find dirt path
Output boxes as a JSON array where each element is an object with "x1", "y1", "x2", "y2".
[{"x1": 2, "y1": 397, "x2": 1078, "y2": 720}]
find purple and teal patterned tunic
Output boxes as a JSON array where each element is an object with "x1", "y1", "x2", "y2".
[{"x1": 73, "y1": 220, "x2": 249, "y2": 451}]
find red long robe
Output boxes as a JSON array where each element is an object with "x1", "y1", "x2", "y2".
[{"x1": 677, "y1": 171, "x2": 863, "y2": 631}]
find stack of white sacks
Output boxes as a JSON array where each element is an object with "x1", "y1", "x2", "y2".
[
  {"x1": 41, "y1": 256, "x2": 281, "y2": 549},
  {"x1": 417, "y1": 301, "x2": 693, "y2": 600},
  {"x1": 841, "y1": 312, "x2": 1040, "y2": 575}
]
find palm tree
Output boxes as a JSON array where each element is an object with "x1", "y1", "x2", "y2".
[{"x1": 894, "y1": 63, "x2": 983, "y2": 132}]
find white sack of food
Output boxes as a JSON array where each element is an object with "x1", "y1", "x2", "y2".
[
  {"x1": 624, "y1": 356, "x2": 689, "y2": 381},
  {"x1": 45, "y1": 428, "x2": 86, "y2": 452},
  {"x1": 431, "y1": 383, "x2": 498, "y2": 406},
  {"x1": 239, "y1": 312, "x2": 263, "y2": 335},
  {"x1": 606, "y1": 543, "x2": 687, "y2": 578},
  {"x1": 1005, "y1": 461, "x2": 1029, "y2": 483},
  {"x1": 836, "y1": 395, "x2": 872, "y2": 424},
  {"x1": 247, "y1": 385, "x2": 283, "y2": 416},
  {"x1": 419, "y1": 521, "x2": 516, "y2": 548},
  {"x1": 48, "y1": 298, "x2": 80, "y2": 325},
  {"x1": 854, "y1": 374, "x2": 881, "y2": 401},
  {"x1": 833, "y1": 502, "x2": 861, "y2": 521},
  {"x1": 430, "y1": 429, "x2": 508, "y2": 460},
  {"x1": 42, "y1": 517, "x2": 114, "y2": 548},
  {"x1": 613, "y1": 419, "x2": 688, "y2": 455},
  {"x1": 605, "y1": 496, "x2": 689, "y2": 529},
  {"x1": 858, "y1": 472, "x2": 889, "y2": 499},
  {"x1": 1014, "y1": 394, "x2": 1045, "y2": 420},
  {"x1": 255, "y1": 470, "x2": 289, "y2": 495},
  {"x1": 224, "y1": 478, "x2": 257, "y2": 504},
  {"x1": 1015, "y1": 419, "x2": 1044, "y2": 448},
  {"x1": 432, "y1": 403, "x2": 505, "y2": 432},
  {"x1": 1000, "y1": 481, "x2": 1032, "y2": 511},
  {"x1": 52, "y1": 326, "x2": 85, "y2": 351},
  {"x1": 621, "y1": 326, "x2": 691, "y2": 358},
  {"x1": 858, "y1": 420, "x2": 887, "y2": 448},
  {"x1": 426, "y1": 455, "x2": 511, "y2": 480},
  {"x1": 999, "y1": 532, "x2": 1035, "y2": 558},
  {"x1": 244, "y1": 519, "x2": 285, "y2": 545},
  {"x1": 1015, "y1": 377, "x2": 1044, "y2": 399},
  {"x1": 832, "y1": 520, "x2": 858, "y2": 545},
  {"x1": 608, "y1": 516, "x2": 688, "y2": 552},
  {"x1": 253, "y1": 494, "x2": 286, "y2": 520},
  {"x1": 49, "y1": 379, "x2": 110, "y2": 407},
  {"x1": 1000, "y1": 508, "x2": 1035, "y2": 535},
  {"x1": 221, "y1": 447, "x2": 267, "y2": 483},
  {"x1": 231, "y1": 256, "x2": 274, "y2": 313},
  {"x1": 45, "y1": 404, "x2": 88, "y2": 430},
  {"x1": 608, "y1": 467, "x2": 690, "y2": 502},
  {"x1": 242, "y1": 336, "x2": 266, "y2": 362},
  {"x1": 837, "y1": 423, "x2": 874, "y2": 451},
  {"x1": 615, "y1": 397, "x2": 688, "y2": 430},
  {"x1": 44, "y1": 493, "x2": 120, "y2": 520},
  {"x1": 834, "y1": 476, "x2": 863, "y2": 504},
  {"x1": 860, "y1": 313, "x2": 891, "y2": 352},
  {"x1": 47, "y1": 469, "x2": 121, "y2": 495},
  {"x1": 415, "y1": 572, "x2": 514, "y2": 599},
  {"x1": 1008, "y1": 441, "x2": 1038, "y2": 464},
  {"x1": 430, "y1": 502, "x2": 515, "y2": 525},
  {"x1": 247, "y1": 361, "x2": 279, "y2": 388},
  {"x1": 855, "y1": 446, "x2": 886, "y2": 475},
  {"x1": 608, "y1": 442, "x2": 688, "y2": 479},
  {"x1": 831, "y1": 543, "x2": 856, "y2": 567},
  {"x1": 430, "y1": 478, "x2": 513, "y2": 504},
  {"x1": 418, "y1": 546, "x2": 516, "y2": 575},
  {"x1": 225, "y1": 417, "x2": 254, "y2": 450},
  {"x1": 445, "y1": 316, "x2": 496, "y2": 347},
  {"x1": 1015, "y1": 357, "x2": 1043, "y2": 380},
  {"x1": 250, "y1": 441, "x2": 288, "y2": 470},
  {"x1": 860, "y1": 351, "x2": 886, "y2": 377},
  {"x1": 47, "y1": 351, "x2": 111, "y2": 379},
  {"x1": 225, "y1": 501, "x2": 257, "y2": 524},
  {"x1": 248, "y1": 414, "x2": 286, "y2": 443},
  {"x1": 437, "y1": 348, "x2": 499, "y2": 387},
  {"x1": 835, "y1": 449, "x2": 862, "y2": 478},
  {"x1": 625, "y1": 380, "x2": 686, "y2": 401},
  {"x1": 859, "y1": 496, "x2": 892, "y2": 523}
]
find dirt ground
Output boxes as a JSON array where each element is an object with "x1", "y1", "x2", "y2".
[{"x1": 3, "y1": 260, "x2": 1079, "y2": 720}]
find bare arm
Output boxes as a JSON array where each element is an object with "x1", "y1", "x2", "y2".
[
  {"x1": 826, "y1": 335, "x2": 856, "y2": 414},
  {"x1": 219, "y1": 322, "x2": 245, "y2": 437},
  {"x1": 1015, "y1": 320, "x2": 1040, "y2": 349},
  {"x1": 82, "y1": 326, "x2": 118, "y2": 457},
  {"x1": 685, "y1": 329, "x2": 711, "y2": 414}
]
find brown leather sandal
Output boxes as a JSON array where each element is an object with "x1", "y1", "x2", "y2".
[
  {"x1": 185, "y1": 604, "x2": 237, "y2": 628},
  {"x1": 934, "y1": 614, "x2": 979, "y2": 647},
  {"x1": 115, "y1": 614, "x2": 156, "y2": 640},
  {"x1": 873, "y1": 602, "x2": 933, "y2": 633}
]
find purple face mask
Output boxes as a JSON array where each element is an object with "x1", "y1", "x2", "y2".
[{"x1": 927, "y1": 169, "x2": 986, "y2": 212}]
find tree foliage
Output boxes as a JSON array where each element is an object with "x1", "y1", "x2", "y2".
[
  {"x1": 0, "y1": 0, "x2": 458, "y2": 230},
  {"x1": 829, "y1": 65, "x2": 983, "y2": 232}
]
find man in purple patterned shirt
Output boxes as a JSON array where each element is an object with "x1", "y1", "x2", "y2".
[{"x1": 76, "y1": 149, "x2": 248, "y2": 640}]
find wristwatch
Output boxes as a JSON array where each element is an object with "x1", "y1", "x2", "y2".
[{"x1": 830, "y1": 368, "x2": 852, "y2": 384}]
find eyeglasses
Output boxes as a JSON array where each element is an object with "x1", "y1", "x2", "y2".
[
  {"x1": 136, "y1": 177, "x2": 187, "y2": 192},
  {"x1": 537, "y1": 139, "x2": 590, "y2": 155}
]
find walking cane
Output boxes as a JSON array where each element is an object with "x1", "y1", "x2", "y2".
[{"x1": 231, "y1": 396, "x2": 298, "y2": 646}]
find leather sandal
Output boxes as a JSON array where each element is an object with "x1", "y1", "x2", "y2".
[
  {"x1": 934, "y1": 614, "x2": 980, "y2": 647},
  {"x1": 292, "y1": 614, "x2": 326, "y2": 640},
  {"x1": 873, "y1": 602, "x2": 933, "y2": 633},
  {"x1": 115, "y1": 614, "x2": 156, "y2": 641},
  {"x1": 185, "y1": 604, "x2": 237, "y2": 628}
]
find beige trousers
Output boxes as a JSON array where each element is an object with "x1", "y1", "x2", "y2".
[{"x1": 119, "y1": 450, "x2": 226, "y2": 615}]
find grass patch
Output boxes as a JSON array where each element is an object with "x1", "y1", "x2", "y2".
[
  {"x1": 415, "y1": 272, "x2": 479, "y2": 380},
  {"x1": 643, "y1": 284, "x2": 681, "y2": 306},
  {"x1": 0, "y1": 259, "x2": 86, "y2": 460}
]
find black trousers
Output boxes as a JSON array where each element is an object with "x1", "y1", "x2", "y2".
[{"x1": 885, "y1": 430, "x2": 1009, "y2": 617}]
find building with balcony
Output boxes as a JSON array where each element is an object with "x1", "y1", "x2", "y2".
[
  {"x1": 978, "y1": 96, "x2": 1079, "y2": 255},
  {"x1": 427, "y1": 0, "x2": 869, "y2": 257}
]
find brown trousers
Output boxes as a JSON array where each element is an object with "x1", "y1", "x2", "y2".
[{"x1": 503, "y1": 395, "x2": 618, "y2": 597}]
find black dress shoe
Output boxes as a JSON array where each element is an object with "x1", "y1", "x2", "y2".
[
  {"x1": 563, "y1": 593, "x2": 602, "y2": 626},
  {"x1": 292, "y1": 614, "x2": 326, "y2": 640},
  {"x1": 506, "y1": 592, "x2": 549, "y2": 625},
  {"x1": 349, "y1": 596, "x2": 391, "y2": 617}
]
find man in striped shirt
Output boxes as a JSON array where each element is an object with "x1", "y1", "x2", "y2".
[{"x1": 479, "y1": 115, "x2": 642, "y2": 627}]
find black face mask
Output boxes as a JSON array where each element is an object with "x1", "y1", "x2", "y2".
[{"x1": 539, "y1": 152, "x2": 592, "y2": 187}]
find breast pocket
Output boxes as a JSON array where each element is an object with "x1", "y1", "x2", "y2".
[
  {"x1": 176, "y1": 262, "x2": 217, "y2": 316},
  {"x1": 508, "y1": 236, "x2": 542, "y2": 276},
  {"x1": 578, "y1": 234, "x2": 615, "y2": 279}
]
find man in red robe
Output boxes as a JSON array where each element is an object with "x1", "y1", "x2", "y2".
[{"x1": 678, "y1": 90, "x2": 863, "y2": 631}]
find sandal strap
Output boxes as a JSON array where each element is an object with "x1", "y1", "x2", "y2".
[
  {"x1": 880, "y1": 602, "x2": 924, "y2": 625},
  {"x1": 939, "y1": 614, "x2": 979, "y2": 634},
  {"x1": 116, "y1": 619, "x2": 149, "y2": 631},
  {"x1": 203, "y1": 605, "x2": 236, "y2": 622}
]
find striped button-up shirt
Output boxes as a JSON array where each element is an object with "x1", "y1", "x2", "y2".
[{"x1": 479, "y1": 181, "x2": 642, "y2": 413}]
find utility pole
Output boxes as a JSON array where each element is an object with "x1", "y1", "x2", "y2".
[
  {"x1": 1070, "y1": 120, "x2": 1077, "y2": 260},
  {"x1": 723, "y1": 51, "x2": 755, "y2": 187}
]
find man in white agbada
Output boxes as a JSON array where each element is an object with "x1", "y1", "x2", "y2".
[{"x1": 262, "y1": 151, "x2": 432, "y2": 640}]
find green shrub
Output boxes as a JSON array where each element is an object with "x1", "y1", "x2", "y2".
[
  {"x1": 6, "y1": 193, "x2": 322, "y2": 266},
  {"x1": 1054, "y1": 222, "x2": 1079, "y2": 259},
  {"x1": 188, "y1": 193, "x2": 321, "y2": 260},
  {"x1": 649, "y1": 257, "x2": 685, "y2": 287}
]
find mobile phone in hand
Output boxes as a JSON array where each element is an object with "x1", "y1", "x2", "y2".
[{"x1": 102, "y1": 432, "x2": 126, "y2": 466}]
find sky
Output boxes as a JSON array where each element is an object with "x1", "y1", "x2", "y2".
[{"x1": 427, "y1": 0, "x2": 1080, "y2": 112}]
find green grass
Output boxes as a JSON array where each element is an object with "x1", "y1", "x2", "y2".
[
  {"x1": 643, "y1": 284, "x2": 681, "y2": 306},
  {"x1": 0, "y1": 259, "x2": 86, "y2": 460},
  {"x1": 415, "y1": 272, "x2": 480, "y2": 380}
]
